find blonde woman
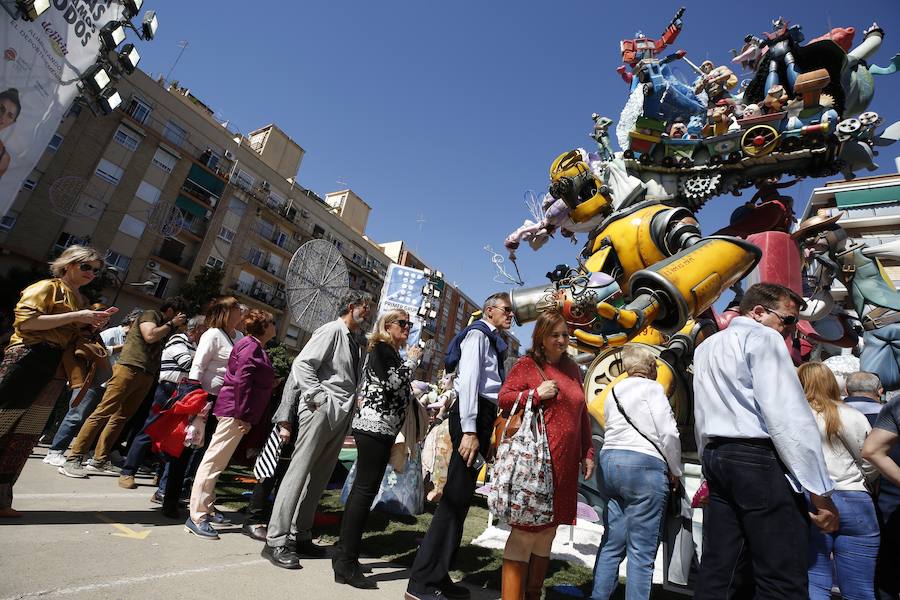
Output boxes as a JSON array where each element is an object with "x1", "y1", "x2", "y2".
[
  {"x1": 798, "y1": 362, "x2": 880, "y2": 600},
  {"x1": 332, "y1": 309, "x2": 422, "y2": 588},
  {"x1": 0, "y1": 245, "x2": 116, "y2": 516}
]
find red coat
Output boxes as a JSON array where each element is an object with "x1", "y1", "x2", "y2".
[
  {"x1": 498, "y1": 355, "x2": 594, "y2": 530},
  {"x1": 145, "y1": 388, "x2": 208, "y2": 458}
]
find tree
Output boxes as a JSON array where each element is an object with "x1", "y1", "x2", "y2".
[
  {"x1": 266, "y1": 342, "x2": 294, "y2": 379},
  {"x1": 179, "y1": 266, "x2": 224, "y2": 313}
]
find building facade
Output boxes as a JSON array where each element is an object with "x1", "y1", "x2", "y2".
[
  {"x1": 0, "y1": 69, "x2": 390, "y2": 352},
  {"x1": 379, "y1": 240, "x2": 520, "y2": 381}
]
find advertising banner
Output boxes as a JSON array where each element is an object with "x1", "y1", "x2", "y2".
[
  {"x1": 376, "y1": 263, "x2": 426, "y2": 349},
  {"x1": 0, "y1": 3, "x2": 115, "y2": 216}
]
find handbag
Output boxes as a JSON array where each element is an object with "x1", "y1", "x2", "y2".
[
  {"x1": 610, "y1": 387, "x2": 684, "y2": 516},
  {"x1": 490, "y1": 362, "x2": 549, "y2": 459},
  {"x1": 254, "y1": 424, "x2": 284, "y2": 480},
  {"x1": 488, "y1": 389, "x2": 555, "y2": 527}
]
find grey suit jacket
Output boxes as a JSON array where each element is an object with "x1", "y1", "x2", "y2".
[{"x1": 273, "y1": 318, "x2": 363, "y2": 431}]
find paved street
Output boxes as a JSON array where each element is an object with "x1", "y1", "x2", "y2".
[{"x1": 0, "y1": 447, "x2": 495, "y2": 600}]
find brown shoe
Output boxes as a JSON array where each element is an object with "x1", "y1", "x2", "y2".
[
  {"x1": 501, "y1": 558, "x2": 529, "y2": 600},
  {"x1": 118, "y1": 475, "x2": 137, "y2": 489},
  {"x1": 525, "y1": 554, "x2": 550, "y2": 600}
]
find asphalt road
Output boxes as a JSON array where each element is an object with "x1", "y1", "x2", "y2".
[{"x1": 0, "y1": 447, "x2": 495, "y2": 600}]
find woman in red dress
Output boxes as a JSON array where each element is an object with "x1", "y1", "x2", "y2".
[{"x1": 497, "y1": 309, "x2": 595, "y2": 599}]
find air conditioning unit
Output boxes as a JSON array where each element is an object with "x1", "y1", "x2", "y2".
[
  {"x1": 224, "y1": 150, "x2": 236, "y2": 160},
  {"x1": 261, "y1": 180, "x2": 271, "y2": 192},
  {"x1": 300, "y1": 208, "x2": 310, "y2": 218},
  {"x1": 147, "y1": 260, "x2": 159, "y2": 270}
]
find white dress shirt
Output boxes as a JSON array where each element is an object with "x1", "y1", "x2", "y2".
[
  {"x1": 693, "y1": 316, "x2": 834, "y2": 496},
  {"x1": 604, "y1": 377, "x2": 683, "y2": 476},
  {"x1": 455, "y1": 319, "x2": 503, "y2": 433},
  {"x1": 189, "y1": 328, "x2": 242, "y2": 396}
]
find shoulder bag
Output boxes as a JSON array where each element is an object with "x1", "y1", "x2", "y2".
[{"x1": 490, "y1": 361, "x2": 549, "y2": 459}]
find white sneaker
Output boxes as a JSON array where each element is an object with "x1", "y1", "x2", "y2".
[{"x1": 43, "y1": 450, "x2": 65, "y2": 467}]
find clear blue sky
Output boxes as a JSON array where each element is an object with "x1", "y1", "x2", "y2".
[{"x1": 137, "y1": 1, "x2": 900, "y2": 344}]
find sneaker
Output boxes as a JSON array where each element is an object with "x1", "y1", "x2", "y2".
[
  {"x1": 150, "y1": 491, "x2": 164, "y2": 505},
  {"x1": 118, "y1": 474, "x2": 137, "y2": 489},
  {"x1": 184, "y1": 518, "x2": 219, "y2": 540},
  {"x1": 59, "y1": 457, "x2": 87, "y2": 479},
  {"x1": 85, "y1": 459, "x2": 119, "y2": 474},
  {"x1": 43, "y1": 450, "x2": 65, "y2": 467},
  {"x1": 438, "y1": 577, "x2": 470, "y2": 600},
  {"x1": 108, "y1": 449, "x2": 125, "y2": 467},
  {"x1": 208, "y1": 510, "x2": 232, "y2": 525},
  {"x1": 404, "y1": 589, "x2": 444, "y2": 600}
]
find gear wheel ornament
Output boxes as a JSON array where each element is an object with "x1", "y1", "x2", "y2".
[{"x1": 678, "y1": 172, "x2": 723, "y2": 207}]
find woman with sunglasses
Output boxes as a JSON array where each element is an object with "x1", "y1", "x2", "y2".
[
  {"x1": 332, "y1": 309, "x2": 422, "y2": 588},
  {"x1": 0, "y1": 245, "x2": 116, "y2": 517}
]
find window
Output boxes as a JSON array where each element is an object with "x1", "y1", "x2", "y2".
[
  {"x1": 95, "y1": 158, "x2": 124, "y2": 185},
  {"x1": 104, "y1": 250, "x2": 131, "y2": 271},
  {"x1": 235, "y1": 169, "x2": 255, "y2": 190},
  {"x1": 113, "y1": 126, "x2": 141, "y2": 151},
  {"x1": 21, "y1": 178, "x2": 37, "y2": 191},
  {"x1": 312, "y1": 224, "x2": 325, "y2": 239},
  {"x1": 202, "y1": 150, "x2": 221, "y2": 171},
  {"x1": 227, "y1": 197, "x2": 246, "y2": 216},
  {"x1": 136, "y1": 181, "x2": 161, "y2": 205},
  {"x1": 152, "y1": 147, "x2": 178, "y2": 174},
  {"x1": 152, "y1": 274, "x2": 169, "y2": 298},
  {"x1": 125, "y1": 96, "x2": 152, "y2": 124},
  {"x1": 218, "y1": 225, "x2": 236, "y2": 243},
  {"x1": 47, "y1": 133, "x2": 63, "y2": 152},
  {"x1": 269, "y1": 190, "x2": 285, "y2": 207},
  {"x1": 118, "y1": 215, "x2": 146, "y2": 238},
  {"x1": 0, "y1": 210, "x2": 17, "y2": 231},
  {"x1": 54, "y1": 232, "x2": 89, "y2": 254},
  {"x1": 286, "y1": 324, "x2": 300, "y2": 343},
  {"x1": 162, "y1": 120, "x2": 188, "y2": 147},
  {"x1": 206, "y1": 256, "x2": 225, "y2": 270}
]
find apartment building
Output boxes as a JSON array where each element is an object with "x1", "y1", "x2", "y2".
[
  {"x1": 379, "y1": 240, "x2": 520, "y2": 381},
  {"x1": 0, "y1": 68, "x2": 390, "y2": 352}
]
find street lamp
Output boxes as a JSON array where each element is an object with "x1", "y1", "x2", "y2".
[
  {"x1": 107, "y1": 266, "x2": 155, "y2": 304},
  {"x1": 141, "y1": 10, "x2": 158, "y2": 40},
  {"x1": 100, "y1": 21, "x2": 126, "y2": 50}
]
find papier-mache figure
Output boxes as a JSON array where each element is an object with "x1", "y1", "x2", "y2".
[{"x1": 617, "y1": 6, "x2": 685, "y2": 84}]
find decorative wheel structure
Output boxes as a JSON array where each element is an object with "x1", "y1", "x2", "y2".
[
  {"x1": 285, "y1": 239, "x2": 351, "y2": 333},
  {"x1": 859, "y1": 111, "x2": 881, "y2": 127},
  {"x1": 147, "y1": 201, "x2": 183, "y2": 237},
  {"x1": 678, "y1": 172, "x2": 723, "y2": 205},
  {"x1": 740, "y1": 125, "x2": 780, "y2": 157},
  {"x1": 48, "y1": 176, "x2": 105, "y2": 218},
  {"x1": 836, "y1": 118, "x2": 862, "y2": 140}
]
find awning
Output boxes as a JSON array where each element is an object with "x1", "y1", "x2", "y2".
[
  {"x1": 176, "y1": 195, "x2": 207, "y2": 217},
  {"x1": 835, "y1": 186, "x2": 900, "y2": 209}
]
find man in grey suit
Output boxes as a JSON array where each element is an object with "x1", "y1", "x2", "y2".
[{"x1": 262, "y1": 290, "x2": 373, "y2": 569}]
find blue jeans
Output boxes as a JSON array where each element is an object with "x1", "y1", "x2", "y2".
[
  {"x1": 591, "y1": 449, "x2": 668, "y2": 600},
  {"x1": 49, "y1": 385, "x2": 104, "y2": 452},
  {"x1": 808, "y1": 490, "x2": 880, "y2": 600}
]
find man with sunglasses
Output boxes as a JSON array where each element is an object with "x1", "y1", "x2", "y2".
[
  {"x1": 407, "y1": 292, "x2": 512, "y2": 600},
  {"x1": 693, "y1": 282, "x2": 838, "y2": 599}
]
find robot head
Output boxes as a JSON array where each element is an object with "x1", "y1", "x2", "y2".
[{"x1": 548, "y1": 149, "x2": 611, "y2": 214}]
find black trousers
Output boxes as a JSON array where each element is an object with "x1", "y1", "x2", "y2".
[
  {"x1": 695, "y1": 439, "x2": 810, "y2": 600},
  {"x1": 407, "y1": 397, "x2": 495, "y2": 593},
  {"x1": 334, "y1": 430, "x2": 393, "y2": 566},
  {"x1": 247, "y1": 453, "x2": 291, "y2": 525},
  {"x1": 877, "y1": 495, "x2": 900, "y2": 600}
]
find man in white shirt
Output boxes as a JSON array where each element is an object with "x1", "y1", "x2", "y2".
[
  {"x1": 406, "y1": 293, "x2": 512, "y2": 600},
  {"x1": 693, "y1": 282, "x2": 838, "y2": 599}
]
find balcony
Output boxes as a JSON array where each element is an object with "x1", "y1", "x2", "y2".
[
  {"x1": 250, "y1": 221, "x2": 301, "y2": 255},
  {"x1": 233, "y1": 280, "x2": 286, "y2": 311},
  {"x1": 243, "y1": 249, "x2": 287, "y2": 280},
  {"x1": 152, "y1": 238, "x2": 192, "y2": 272}
]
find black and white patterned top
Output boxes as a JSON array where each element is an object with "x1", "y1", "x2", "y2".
[{"x1": 352, "y1": 341, "x2": 416, "y2": 438}]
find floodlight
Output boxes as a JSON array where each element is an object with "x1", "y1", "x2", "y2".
[
  {"x1": 82, "y1": 64, "x2": 111, "y2": 94},
  {"x1": 423, "y1": 267, "x2": 432, "y2": 278},
  {"x1": 16, "y1": 0, "x2": 49, "y2": 20},
  {"x1": 122, "y1": 0, "x2": 143, "y2": 18},
  {"x1": 141, "y1": 10, "x2": 158, "y2": 40},
  {"x1": 98, "y1": 88, "x2": 122, "y2": 114},
  {"x1": 433, "y1": 289, "x2": 442, "y2": 298},
  {"x1": 118, "y1": 43, "x2": 140, "y2": 73},
  {"x1": 417, "y1": 306, "x2": 428, "y2": 317},
  {"x1": 434, "y1": 270, "x2": 444, "y2": 280},
  {"x1": 100, "y1": 21, "x2": 126, "y2": 50},
  {"x1": 429, "y1": 309, "x2": 438, "y2": 319},
  {"x1": 423, "y1": 284, "x2": 433, "y2": 296}
]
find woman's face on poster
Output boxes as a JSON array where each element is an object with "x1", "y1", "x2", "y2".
[{"x1": 0, "y1": 99, "x2": 19, "y2": 130}]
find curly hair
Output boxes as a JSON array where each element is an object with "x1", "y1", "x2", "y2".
[{"x1": 242, "y1": 309, "x2": 274, "y2": 337}]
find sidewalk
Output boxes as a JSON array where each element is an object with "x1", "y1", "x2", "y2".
[{"x1": 0, "y1": 447, "x2": 496, "y2": 600}]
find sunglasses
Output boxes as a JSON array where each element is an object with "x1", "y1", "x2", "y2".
[
  {"x1": 762, "y1": 306, "x2": 798, "y2": 326},
  {"x1": 393, "y1": 319, "x2": 413, "y2": 329},
  {"x1": 490, "y1": 305, "x2": 514, "y2": 315},
  {"x1": 78, "y1": 263, "x2": 102, "y2": 275}
]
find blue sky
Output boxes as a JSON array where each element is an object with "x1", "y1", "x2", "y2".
[{"x1": 137, "y1": 1, "x2": 900, "y2": 344}]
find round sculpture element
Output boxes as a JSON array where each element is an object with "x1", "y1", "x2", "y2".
[
  {"x1": 48, "y1": 176, "x2": 104, "y2": 218},
  {"x1": 286, "y1": 239, "x2": 350, "y2": 332}
]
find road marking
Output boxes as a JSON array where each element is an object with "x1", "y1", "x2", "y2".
[
  {"x1": 95, "y1": 514, "x2": 151, "y2": 540},
  {"x1": 0, "y1": 559, "x2": 267, "y2": 599}
]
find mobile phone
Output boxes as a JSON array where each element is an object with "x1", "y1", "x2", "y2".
[{"x1": 471, "y1": 453, "x2": 486, "y2": 470}]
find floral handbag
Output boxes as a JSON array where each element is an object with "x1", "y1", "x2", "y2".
[{"x1": 488, "y1": 389, "x2": 554, "y2": 527}]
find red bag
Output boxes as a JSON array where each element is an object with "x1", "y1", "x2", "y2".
[{"x1": 145, "y1": 388, "x2": 208, "y2": 458}]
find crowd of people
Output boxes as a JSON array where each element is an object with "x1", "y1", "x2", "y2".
[{"x1": 5, "y1": 247, "x2": 900, "y2": 600}]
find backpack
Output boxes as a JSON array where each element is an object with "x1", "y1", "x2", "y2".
[{"x1": 444, "y1": 320, "x2": 502, "y2": 374}]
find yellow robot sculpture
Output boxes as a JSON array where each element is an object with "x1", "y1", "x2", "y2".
[{"x1": 509, "y1": 150, "x2": 761, "y2": 441}]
